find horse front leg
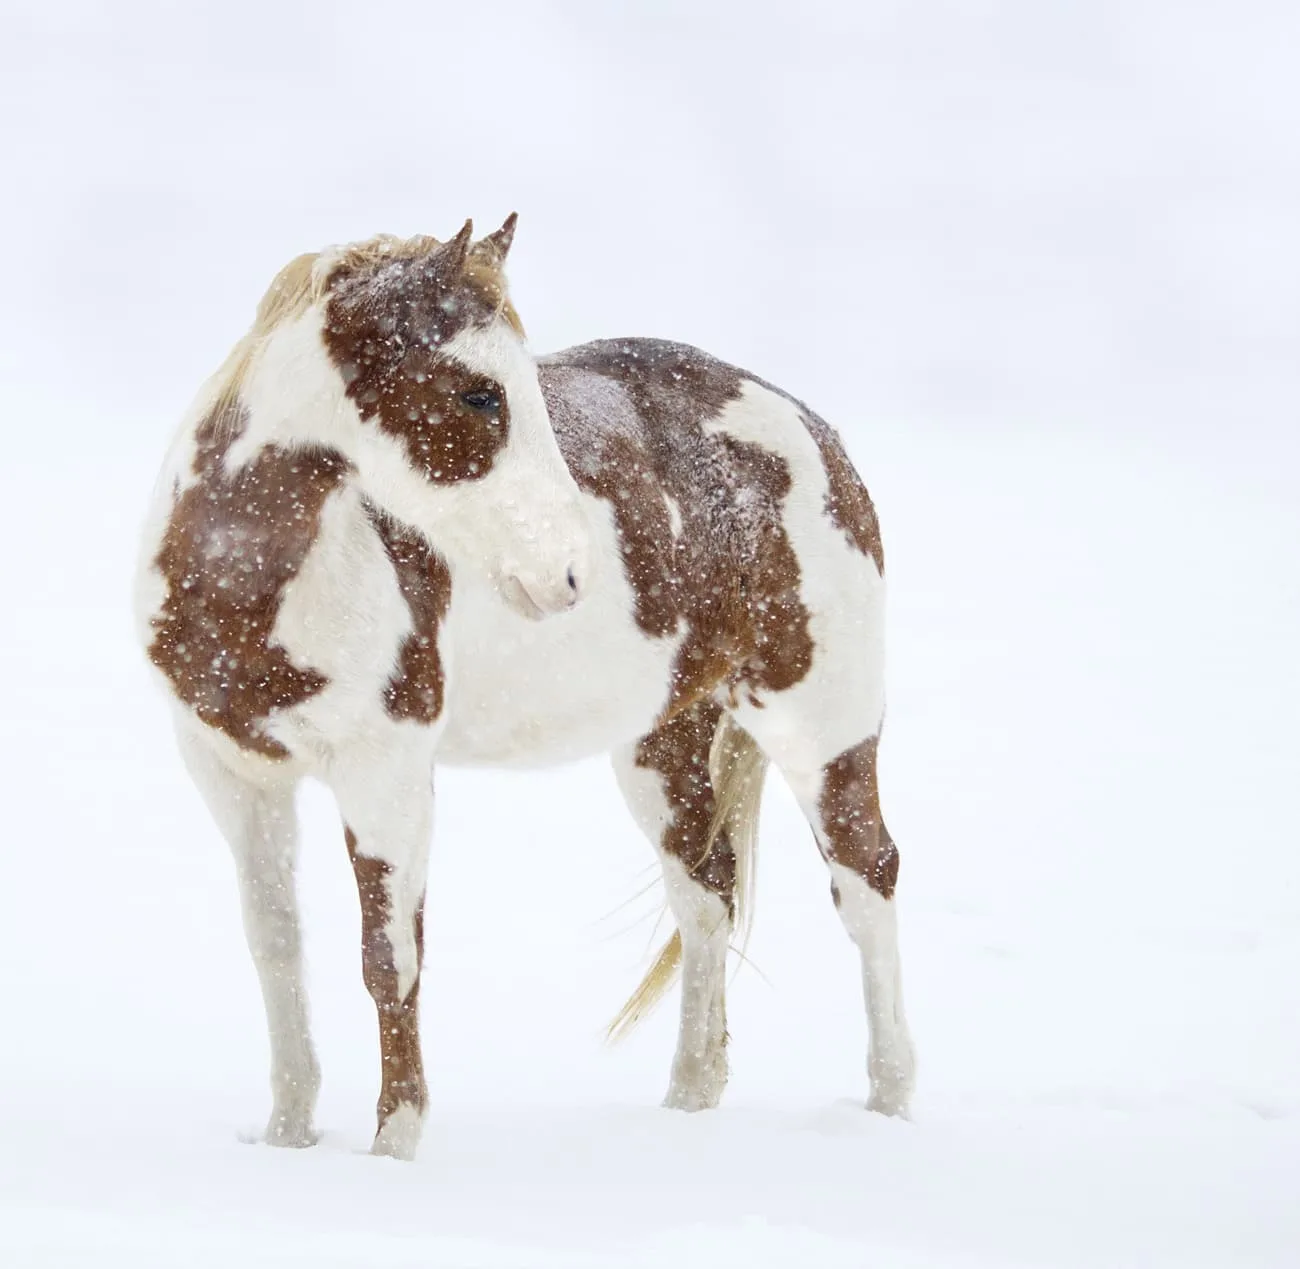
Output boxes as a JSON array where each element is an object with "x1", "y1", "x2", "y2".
[
  {"x1": 175, "y1": 725, "x2": 320, "y2": 1146},
  {"x1": 330, "y1": 743, "x2": 434, "y2": 1160}
]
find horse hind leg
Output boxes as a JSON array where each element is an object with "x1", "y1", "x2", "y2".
[
  {"x1": 174, "y1": 724, "x2": 320, "y2": 1146},
  {"x1": 817, "y1": 734, "x2": 915, "y2": 1115},
  {"x1": 735, "y1": 700, "x2": 915, "y2": 1117},
  {"x1": 611, "y1": 702, "x2": 766, "y2": 1111}
]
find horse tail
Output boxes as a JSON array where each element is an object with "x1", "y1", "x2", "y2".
[
  {"x1": 607, "y1": 714, "x2": 768, "y2": 1041},
  {"x1": 710, "y1": 714, "x2": 767, "y2": 965}
]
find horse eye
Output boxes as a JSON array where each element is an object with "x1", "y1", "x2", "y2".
[{"x1": 460, "y1": 388, "x2": 501, "y2": 413}]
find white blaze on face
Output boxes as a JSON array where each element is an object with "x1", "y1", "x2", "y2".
[{"x1": 430, "y1": 318, "x2": 590, "y2": 617}]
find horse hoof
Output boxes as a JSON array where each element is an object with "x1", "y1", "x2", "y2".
[
  {"x1": 264, "y1": 1119, "x2": 319, "y2": 1148},
  {"x1": 663, "y1": 1083, "x2": 724, "y2": 1112},
  {"x1": 866, "y1": 1071, "x2": 914, "y2": 1118},
  {"x1": 868, "y1": 1043, "x2": 916, "y2": 1118},
  {"x1": 370, "y1": 1104, "x2": 424, "y2": 1161}
]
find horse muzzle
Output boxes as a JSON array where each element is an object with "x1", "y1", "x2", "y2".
[{"x1": 500, "y1": 561, "x2": 583, "y2": 620}]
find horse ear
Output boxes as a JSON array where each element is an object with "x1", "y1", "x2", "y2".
[
  {"x1": 437, "y1": 219, "x2": 474, "y2": 275},
  {"x1": 482, "y1": 212, "x2": 518, "y2": 262}
]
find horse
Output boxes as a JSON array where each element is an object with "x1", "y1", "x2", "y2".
[{"x1": 134, "y1": 216, "x2": 916, "y2": 1161}]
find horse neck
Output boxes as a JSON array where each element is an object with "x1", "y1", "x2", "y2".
[{"x1": 215, "y1": 311, "x2": 353, "y2": 469}]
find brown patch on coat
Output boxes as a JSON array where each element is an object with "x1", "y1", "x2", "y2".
[
  {"x1": 711, "y1": 435, "x2": 814, "y2": 704},
  {"x1": 364, "y1": 503, "x2": 453, "y2": 724},
  {"x1": 540, "y1": 340, "x2": 814, "y2": 722},
  {"x1": 634, "y1": 700, "x2": 736, "y2": 902},
  {"x1": 804, "y1": 411, "x2": 885, "y2": 574},
  {"x1": 320, "y1": 239, "x2": 515, "y2": 486},
  {"x1": 147, "y1": 398, "x2": 349, "y2": 758},
  {"x1": 818, "y1": 735, "x2": 899, "y2": 899},
  {"x1": 345, "y1": 826, "x2": 428, "y2": 1131},
  {"x1": 568, "y1": 433, "x2": 681, "y2": 639}
]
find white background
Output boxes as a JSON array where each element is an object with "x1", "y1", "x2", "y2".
[{"x1": 1, "y1": 2, "x2": 1296, "y2": 1265}]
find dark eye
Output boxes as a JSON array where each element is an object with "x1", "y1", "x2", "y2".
[{"x1": 460, "y1": 388, "x2": 501, "y2": 413}]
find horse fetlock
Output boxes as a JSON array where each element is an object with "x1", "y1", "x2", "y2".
[
  {"x1": 664, "y1": 1043, "x2": 729, "y2": 1111},
  {"x1": 867, "y1": 1038, "x2": 916, "y2": 1118}
]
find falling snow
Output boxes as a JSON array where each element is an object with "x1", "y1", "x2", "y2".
[{"x1": 2, "y1": 3, "x2": 1299, "y2": 1268}]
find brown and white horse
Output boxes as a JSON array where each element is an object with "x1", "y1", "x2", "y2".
[{"x1": 135, "y1": 217, "x2": 915, "y2": 1160}]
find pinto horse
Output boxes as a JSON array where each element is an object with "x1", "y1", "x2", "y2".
[{"x1": 135, "y1": 217, "x2": 915, "y2": 1160}]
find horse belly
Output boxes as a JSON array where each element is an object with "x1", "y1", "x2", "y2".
[{"x1": 434, "y1": 576, "x2": 677, "y2": 769}]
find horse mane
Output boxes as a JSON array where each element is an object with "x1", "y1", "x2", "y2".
[{"x1": 206, "y1": 231, "x2": 521, "y2": 434}]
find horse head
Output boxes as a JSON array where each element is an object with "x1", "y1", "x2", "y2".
[{"x1": 312, "y1": 217, "x2": 588, "y2": 618}]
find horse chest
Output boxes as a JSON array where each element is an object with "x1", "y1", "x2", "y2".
[{"x1": 433, "y1": 577, "x2": 680, "y2": 767}]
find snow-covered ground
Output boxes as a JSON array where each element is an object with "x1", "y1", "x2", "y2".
[{"x1": 1, "y1": 3, "x2": 1296, "y2": 1265}]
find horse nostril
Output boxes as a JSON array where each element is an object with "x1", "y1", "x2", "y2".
[{"x1": 565, "y1": 566, "x2": 583, "y2": 607}]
